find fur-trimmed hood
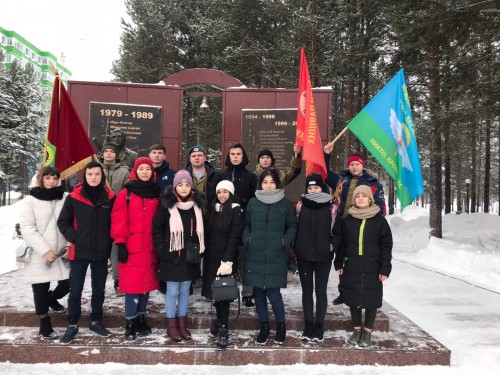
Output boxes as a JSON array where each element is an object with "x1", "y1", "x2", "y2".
[{"x1": 160, "y1": 185, "x2": 205, "y2": 210}]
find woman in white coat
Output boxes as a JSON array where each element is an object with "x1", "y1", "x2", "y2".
[{"x1": 19, "y1": 166, "x2": 70, "y2": 339}]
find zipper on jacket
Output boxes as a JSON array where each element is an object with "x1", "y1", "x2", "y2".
[
  {"x1": 264, "y1": 204, "x2": 270, "y2": 289},
  {"x1": 359, "y1": 219, "x2": 366, "y2": 308}
]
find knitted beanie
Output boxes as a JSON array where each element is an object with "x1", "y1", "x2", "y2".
[
  {"x1": 304, "y1": 172, "x2": 329, "y2": 193},
  {"x1": 347, "y1": 151, "x2": 365, "y2": 167},
  {"x1": 352, "y1": 184, "x2": 374, "y2": 205},
  {"x1": 216, "y1": 180, "x2": 235, "y2": 196},
  {"x1": 173, "y1": 170, "x2": 193, "y2": 187}
]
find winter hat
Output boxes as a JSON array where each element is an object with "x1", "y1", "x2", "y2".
[
  {"x1": 130, "y1": 157, "x2": 156, "y2": 181},
  {"x1": 216, "y1": 180, "x2": 235, "y2": 196},
  {"x1": 257, "y1": 149, "x2": 275, "y2": 164},
  {"x1": 173, "y1": 170, "x2": 193, "y2": 188},
  {"x1": 102, "y1": 142, "x2": 119, "y2": 155},
  {"x1": 347, "y1": 151, "x2": 365, "y2": 167},
  {"x1": 352, "y1": 185, "x2": 374, "y2": 206},
  {"x1": 188, "y1": 145, "x2": 205, "y2": 155},
  {"x1": 304, "y1": 172, "x2": 329, "y2": 193}
]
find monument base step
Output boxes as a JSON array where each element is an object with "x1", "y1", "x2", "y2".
[{"x1": 0, "y1": 306, "x2": 450, "y2": 366}]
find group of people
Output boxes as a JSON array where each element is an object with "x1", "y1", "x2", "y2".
[{"x1": 18, "y1": 139, "x2": 392, "y2": 351}]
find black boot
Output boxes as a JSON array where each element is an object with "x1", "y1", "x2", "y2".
[
  {"x1": 39, "y1": 316, "x2": 57, "y2": 340},
  {"x1": 209, "y1": 318, "x2": 221, "y2": 338},
  {"x1": 256, "y1": 322, "x2": 269, "y2": 345},
  {"x1": 311, "y1": 322, "x2": 324, "y2": 343},
  {"x1": 242, "y1": 296, "x2": 255, "y2": 307},
  {"x1": 332, "y1": 290, "x2": 344, "y2": 305},
  {"x1": 135, "y1": 314, "x2": 152, "y2": 336},
  {"x1": 125, "y1": 319, "x2": 137, "y2": 340},
  {"x1": 301, "y1": 321, "x2": 314, "y2": 340},
  {"x1": 48, "y1": 291, "x2": 66, "y2": 314},
  {"x1": 216, "y1": 325, "x2": 229, "y2": 351},
  {"x1": 274, "y1": 322, "x2": 286, "y2": 345}
]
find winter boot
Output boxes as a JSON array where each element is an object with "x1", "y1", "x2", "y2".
[
  {"x1": 256, "y1": 322, "x2": 270, "y2": 345},
  {"x1": 332, "y1": 290, "x2": 344, "y2": 305},
  {"x1": 135, "y1": 314, "x2": 152, "y2": 336},
  {"x1": 348, "y1": 328, "x2": 362, "y2": 346},
  {"x1": 39, "y1": 316, "x2": 57, "y2": 340},
  {"x1": 274, "y1": 322, "x2": 286, "y2": 345},
  {"x1": 209, "y1": 318, "x2": 221, "y2": 338},
  {"x1": 48, "y1": 291, "x2": 66, "y2": 314},
  {"x1": 177, "y1": 316, "x2": 191, "y2": 340},
  {"x1": 358, "y1": 329, "x2": 372, "y2": 348},
  {"x1": 125, "y1": 319, "x2": 137, "y2": 340},
  {"x1": 167, "y1": 317, "x2": 182, "y2": 342},
  {"x1": 242, "y1": 296, "x2": 255, "y2": 307},
  {"x1": 301, "y1": 321, "x2": 314, "y2": 341},
  {"x1": 311, "y1": 322, "x2": 324, "y2": 343},
  {"x1": 216, "y1": 325, "x2": 229, "y2": 351}
]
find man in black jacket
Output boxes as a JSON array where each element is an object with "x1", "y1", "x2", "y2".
[
  {"x1": 57, "y1": 161, "x2": 115, "y2": 344},
  {"x1": 185, "y1": 145, "x2": 219, "y2": 208}
]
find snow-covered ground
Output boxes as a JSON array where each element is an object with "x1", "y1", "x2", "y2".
[{"x1": 0, "y1": 201, "x2": 499, "y2": 374}]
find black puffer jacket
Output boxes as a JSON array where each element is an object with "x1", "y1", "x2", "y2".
[
  {"x1": 57, "y1": 184, "x2": 115, "y2": 261},
  {"x1": 216, "y1": 148, "x2": 257, "y2": 209},
  {"x1": 294, "y1": 197, "x2": 334, "y2": 263},
  {"x1": 201, "y1": 203, "x2": 245, "y2": 299},
  {"x1": 152, "y1": 186, "x2": 205, "y2": 282},
  {"x1": 336, "y1": 214, "x2": 392, "y2": 309}
]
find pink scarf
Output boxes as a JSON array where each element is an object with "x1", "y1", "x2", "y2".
[{"x1": 168, "y1": 201, "x2": 205, "y2": 253}]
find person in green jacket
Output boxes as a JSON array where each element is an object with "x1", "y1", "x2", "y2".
[{"x1": 242, "y1": 169, "x2": 297, "y2": 346}]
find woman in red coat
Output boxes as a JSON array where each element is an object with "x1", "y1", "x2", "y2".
[{"x1": 111, "y1": 157, "x2": 161, "y2": 340}]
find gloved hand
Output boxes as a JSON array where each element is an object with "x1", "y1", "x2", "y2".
[
  {"x1": 217, "y1": 261, "x2": 233, "y2": 276},
  {"x1": 117, "y1": 243, "x2": 128, "y2": 263}
]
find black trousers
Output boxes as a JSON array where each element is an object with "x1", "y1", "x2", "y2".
[
  {"x1": 297, "y1": 259, "x2": 332, "y2": 324},
  {"x1": 67, "y1": 259, "x2": 108, "y2": 325},
  {"x1": 32, "y1": 279, "x2": 69, "y2": 316},
  {"x1": 350, "y1": 307, "x2": 377, "y2": 329}
]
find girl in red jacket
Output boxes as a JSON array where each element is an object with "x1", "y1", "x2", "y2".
[{"x1": 111, "y1": 157, "x2": 161, "y2": 340}]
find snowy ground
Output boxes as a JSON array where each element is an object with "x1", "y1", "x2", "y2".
[{"x1": 0, "y1": 201, "x2": 499, "y2": 374}]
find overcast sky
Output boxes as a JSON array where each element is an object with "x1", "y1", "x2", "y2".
[{"x1": 0, "y1": 0, "x2": 128, "y2": 81}]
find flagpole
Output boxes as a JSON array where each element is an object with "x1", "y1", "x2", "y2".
[{"x1": 327, "y1": 126, "x2": 349, "y2": 147}]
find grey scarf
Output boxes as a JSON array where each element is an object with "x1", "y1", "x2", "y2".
[
  {"x1": 348, "y1": 204, "x2": 380, "y2": 219},
  {"x1": 302, "y1": 192, "x2": 332, "y2": 204},
  {"x1": 255, "y1": 189, "x2": 285, "y2": 204}
]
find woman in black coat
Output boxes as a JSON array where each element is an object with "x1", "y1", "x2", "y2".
[
  {"x1": 152, "y1": 170, "x2": 205, "y2": 343},
  {"x1": 334, "y1": 184, "x2": 392, "y2": 348},
  {"x1": 201, "y1": 180, "x2": 244, "y2": 351},
  {"x1": 294, "y1": 173, "x2": 334, "y2": 343}
]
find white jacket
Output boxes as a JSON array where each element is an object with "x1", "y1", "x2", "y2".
[{"x1": 19, "y1": 194, "x2": 70, "y2": 284}]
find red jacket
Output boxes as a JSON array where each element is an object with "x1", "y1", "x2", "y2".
[{"x1": 111, "y1": 188, "x2": 159, "y2": 294}]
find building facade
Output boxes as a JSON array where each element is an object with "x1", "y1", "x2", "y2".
[{"x1": 0, "y1": 26, "x2": 71, "y2": 95}]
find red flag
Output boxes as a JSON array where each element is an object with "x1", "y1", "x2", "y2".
[
  {"x1": 295, "y1": 48, "x2": 327, "y2": 179},
  {"x1": 43, "y1": 75, "x2": 95, "y2": 180}
]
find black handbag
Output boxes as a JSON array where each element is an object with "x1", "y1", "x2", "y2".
[
  {"x1": 212, "y1": 276, "x2": 239, "y2": 302},
  {"x1": 185, "y1": 242, "x2": 201, "y2": 264}
]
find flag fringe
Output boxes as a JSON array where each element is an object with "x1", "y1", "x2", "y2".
[{"x1": 60, "y1": 155, "x2": 96, "y2": 181}]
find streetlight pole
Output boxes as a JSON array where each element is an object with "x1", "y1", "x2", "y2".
[{"x1": 465, "y1": 179, "x2": 471, "y2": 213}]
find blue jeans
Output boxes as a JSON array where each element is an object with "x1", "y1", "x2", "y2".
[
  {"x1": 124, "y1": 293, "x2": 150, "y2": 320},
  {"x1": 67, "y1": 259, "x2": 108, "y2": 325},
  {"x1": 253, "y1": 287, "x2": 285, "y2": 324},
  {"x1": 165, "y1": 281, "x2": 191, "y2": 318}
]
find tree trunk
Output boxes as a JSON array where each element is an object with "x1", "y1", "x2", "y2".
[
  {"x1": 344, "y1": 79, "x2": 355, "y2": 161},
  {"x1": 388, "y1": 178, "x2": 395, "y2": 215},
  {"x1": 428, "y1": 38, "x2": 442, "y2": 237},
  {"x1": 456, "y1": 150, "x2": 463, "y2": 212},
  {"x1": 470, "y1": 122, "x2": 477, "y2": 213},
  {"x1": 443, "y1": 86, "x2": 451, "y2": 214},
  {"x1": 483, "y1": 118, "x2": 490, "y2": 213}
]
